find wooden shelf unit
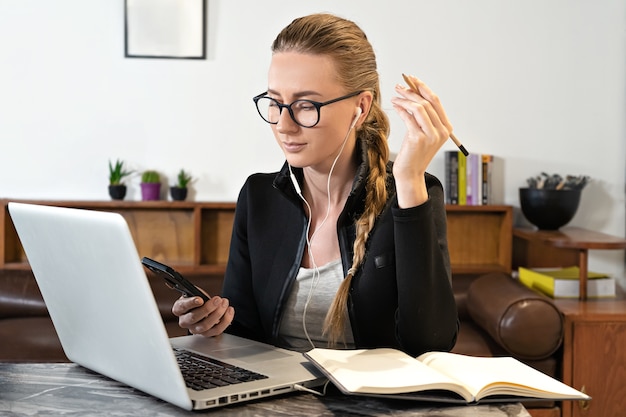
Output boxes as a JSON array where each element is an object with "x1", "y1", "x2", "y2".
[
  {"x1": 2, "y1": 200, "x2": 513, "y2": 279},
  {"x1": 445, "y1": 205, "x2": 513, "y2": 276},
  {"x1": 1, "y1": 199, "x2": 236, "y2": 275}
]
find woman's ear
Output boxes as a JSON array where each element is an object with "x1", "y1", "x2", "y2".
[{"x1": 356, "y1": 91, "x2": 374, "y2": 127}]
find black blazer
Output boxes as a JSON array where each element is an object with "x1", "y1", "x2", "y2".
[{"x1": 222, "y1": 140, "x2": 458, "y2": 357}]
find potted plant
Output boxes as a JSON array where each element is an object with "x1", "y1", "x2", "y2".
[
  {"x1": 108, "y1": 159, "x2": 133, "y2": 200},
  {"x1": 140, "y1": 170, "x2": 161, "y2": 201},
  {"x1": 170, "y1": 169, "x2": 194, "y2": 201}
]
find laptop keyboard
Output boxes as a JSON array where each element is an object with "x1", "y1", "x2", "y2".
[{"x1": 174, "y1": 348, "x2": 269, "y2": 391}]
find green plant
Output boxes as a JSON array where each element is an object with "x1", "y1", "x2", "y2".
[
  {"x1": 141, "y1": 170, "x2": 160, "y2": 183},
  {"x1": 175, "y1": 169, "x2": 194, "y2": 188},
  {"x1": 108, "y1": 159, "x2": 133, "y2": 185}
]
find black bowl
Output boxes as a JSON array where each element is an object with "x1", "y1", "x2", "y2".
[{"x1": 519, "y1": 188, "x2": 581, "y2": 230}]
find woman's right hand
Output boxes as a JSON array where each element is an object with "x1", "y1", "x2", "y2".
[{"x1": 172, "y1": 294, "x2": 235, "y2": 337}]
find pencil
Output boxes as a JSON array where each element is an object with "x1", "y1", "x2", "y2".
[{"x1": 402, "y1": 73, "x2": 468, "y2": 156}]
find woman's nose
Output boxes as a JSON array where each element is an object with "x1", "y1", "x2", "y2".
[{"x1": 275, "y1": 108, "x2": 299, "y2": 133}]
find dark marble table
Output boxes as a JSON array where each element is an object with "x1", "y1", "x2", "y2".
[{"x1": 0, "y1": 363, "x2": 531, "y2": 416}]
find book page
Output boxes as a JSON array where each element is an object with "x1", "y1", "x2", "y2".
[
  {"x1": 305, "y1": 348, "x2": 474, "y2": 402},
  {"x1": 417, "y1": 352, "x2": 589, "y2": 400}
]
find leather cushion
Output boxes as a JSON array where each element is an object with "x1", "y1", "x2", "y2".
[
  {"x1": 466, "y1": 273, "x2": 564, "y2": 360},
  {"x1": 0, "y1": 270, "x2": 48, "y2": 318}
]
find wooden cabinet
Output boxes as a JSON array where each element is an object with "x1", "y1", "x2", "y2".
[
  {"x1": 446, "y1": 205, "x2": 513, "y2": 276},
  {"x1": 555, "y1": 299, "x2": 626, "y2": 417},
  {"x1": 1, "y1": 199, "x2": 236, "y2": 276}
]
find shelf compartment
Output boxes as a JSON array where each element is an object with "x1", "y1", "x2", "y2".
[{"x1": 445, "y1": 205, "x2": 513, "y2": 275}]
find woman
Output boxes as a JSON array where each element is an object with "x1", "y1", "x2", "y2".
[{"x1": 173, "y1": 13, "x2": 458, "y2": 357}]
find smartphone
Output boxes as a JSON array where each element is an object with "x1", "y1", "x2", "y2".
[{"x1": 141, "y1": 257, "x2": 210, "y2": 302}]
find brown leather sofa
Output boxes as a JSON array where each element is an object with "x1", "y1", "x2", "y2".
[
  {"x1": 0, "y1": 269, "x2": 219, "y2": 362},
  {"x1": 0, "y1": 269, "x2": 564, "y2": 408}
]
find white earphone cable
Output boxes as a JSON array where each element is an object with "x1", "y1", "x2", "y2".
[{"x1": 298, "y1": 111, "x2": 359, "y2": 349}]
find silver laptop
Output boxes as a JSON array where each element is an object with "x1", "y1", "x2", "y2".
[{"x1": 8, "y1": 202, "x2": 325, "y2": 410}]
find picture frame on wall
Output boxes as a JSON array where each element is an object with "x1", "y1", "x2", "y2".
[{"x1": 124, "y1": 0, "x2": 206, "y2": 59}]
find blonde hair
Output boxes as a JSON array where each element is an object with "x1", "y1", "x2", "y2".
[{"x1": 272, "y1": 13, "x2": 391, "y2": 345}]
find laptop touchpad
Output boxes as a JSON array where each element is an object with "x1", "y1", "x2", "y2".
[{"x1": 213, "y1": 345, "x2": 291, "y2": 363}]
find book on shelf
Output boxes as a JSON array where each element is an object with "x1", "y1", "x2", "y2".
[
  {"x1": 444, "y1": 151, "x2": 459, "y2": 204},
  {"x1": 457, "y1": 151, "x2": 467, "y2": 205},
  {"x1": 518, "y1": 266, "x2": 616, "y2": 298},
  {"x1": 304, "y1": 348, "x2": 589, "y2": 405},
  {"x1": 481, "y1": 154, "x2": 493, "y2": 205},
  {"x1": 465, "y1": 153, "x2": 481, "y2": 205},
  {"x1": 481, "y1": 154, "x2": 504, "y2": 205}
]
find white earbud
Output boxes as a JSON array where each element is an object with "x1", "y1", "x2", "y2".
[{"x1": 349, "y1": 107, "x2": 362, "y2": 130}]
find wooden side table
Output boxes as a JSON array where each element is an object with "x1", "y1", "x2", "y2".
[
  {"x1": 513, "y1": 227, "x2": 626, "y2": 300},
  {"x1": 514, "y1": 227, "x2": 626, "y2": 416}
]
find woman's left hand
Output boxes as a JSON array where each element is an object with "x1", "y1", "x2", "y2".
[{"x1": 390, "y1": 75, "x2": 453, "y2": 207}]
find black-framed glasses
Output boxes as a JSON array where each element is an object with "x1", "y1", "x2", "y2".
[{"x1": 253, "y1": 90, "x2": 362, "y2": 128}]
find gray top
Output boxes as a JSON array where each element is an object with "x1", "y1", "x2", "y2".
[{"x1": 279, "y1": 259, "x2": 355, "y2": 351}]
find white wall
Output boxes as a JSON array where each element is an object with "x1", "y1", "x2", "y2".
[{"x1": 1, "y1": 0, "x2": 625, "y2": 281}]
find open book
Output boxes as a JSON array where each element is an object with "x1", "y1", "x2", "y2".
[{"x1": 304, "y1": 348, "x2": 590, "y2": 404}]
